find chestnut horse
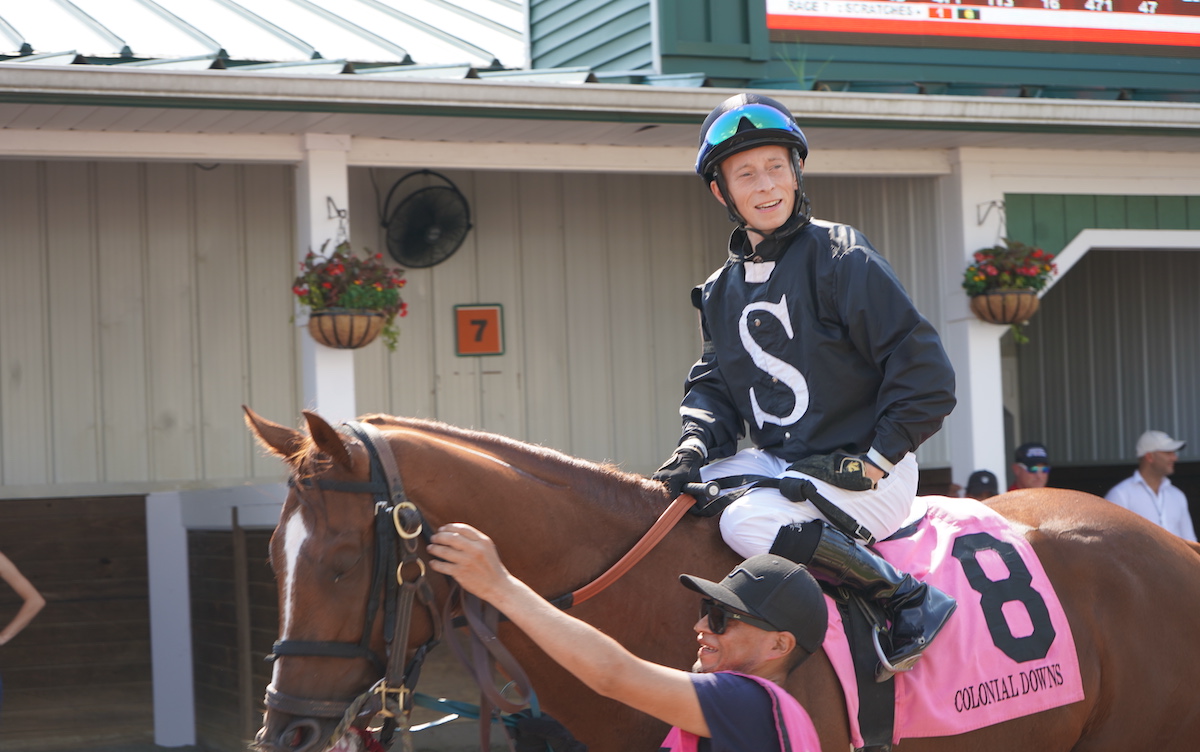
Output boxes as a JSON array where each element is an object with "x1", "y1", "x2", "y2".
[{"x1": 245, "y1": 407, "x2": 1200, "y2": 752}]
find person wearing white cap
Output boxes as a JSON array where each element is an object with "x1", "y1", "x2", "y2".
[{"x1": 1104, "y1": 430, "x2": 1194, "y2": 541}]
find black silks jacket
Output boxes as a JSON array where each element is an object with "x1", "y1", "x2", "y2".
[{"x1": 678, "y1": 219, "x2": 956, "y2": 466}]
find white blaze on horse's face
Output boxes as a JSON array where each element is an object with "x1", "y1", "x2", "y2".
[{"x1": 274, "y1": 508, "x2": 311, "y2": 682}]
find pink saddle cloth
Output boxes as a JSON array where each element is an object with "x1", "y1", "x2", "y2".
[{"x1": 821, "y1": 496, "x2": 1085, "y2": 746}]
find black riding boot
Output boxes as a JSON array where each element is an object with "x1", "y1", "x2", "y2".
[{"x1": 771, "y1": 520, "x2": 956, "y2": 677}]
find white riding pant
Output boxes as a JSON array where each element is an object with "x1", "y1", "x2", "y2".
[{"x1": 703, "y1": 448, "x2": 921, "y2": 559}]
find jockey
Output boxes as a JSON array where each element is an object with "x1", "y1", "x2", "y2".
[{"x1": 652, "y1": 92, "x2": 958, "y2": 676}]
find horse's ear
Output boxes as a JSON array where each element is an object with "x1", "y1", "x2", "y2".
[
  {"x1": 243, "y1": 405, "x2": 306, "y2": 463},
  {"x1": 302, "y1": 410, "x2": 353, "y2": 471}
]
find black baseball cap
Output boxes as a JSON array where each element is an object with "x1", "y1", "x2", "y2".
[
  {"x1": 966, "y1": 470, "x2": 999, "y2": 497},
  {"x1": 1014, "y1": 442, "x2": 1050, "y2": 466},
  {"x1": 679, "y1": 554, "x2": 827, "y2": 654}
]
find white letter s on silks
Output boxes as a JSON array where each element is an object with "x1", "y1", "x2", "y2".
[{"x1": 738, "y1": 295, "x2": 809, "y2": 429}]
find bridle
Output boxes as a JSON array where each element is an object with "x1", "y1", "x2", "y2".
[
  {"x1": 264, "y1": 420, "x2": 441, "y2": 744},
  {"x1": 262, "y1": 418, "x2": 704, "y2": 751}
]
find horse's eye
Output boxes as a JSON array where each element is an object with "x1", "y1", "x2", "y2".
[{"x1": 328, "y1": 546, "x2": 363, "y2": 578}]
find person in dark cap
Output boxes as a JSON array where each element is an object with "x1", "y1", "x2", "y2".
[
  {"x1": 429, "y1": 522, "x2": 825, "y2": 752},
  {"x1": 1010, "y1": 442, "x2": 1051, "y2": 491},
  {"x1": 965, "y1": 470, "x2": 1000, "y2": 501}
]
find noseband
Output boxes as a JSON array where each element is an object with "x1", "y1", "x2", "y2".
[{"x1": 265, "y1": 421, "x2": 440, "y2": 739}]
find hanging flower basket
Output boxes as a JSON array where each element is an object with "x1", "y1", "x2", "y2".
[
  {"x1": 968, "y1": 289, "x2": 1040, "y2": 326},
  {"x1": 307, "y1": 310, "x2": 385, "y2": 349},
  {"x1": 962, "y1": 238, "x2": 1057, "y2": 344},
  {"x1": 293, "y1": 241, "x2": 409, "y2": 350}
]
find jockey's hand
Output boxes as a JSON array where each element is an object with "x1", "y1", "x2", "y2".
[
  {"x1": 651, "y1": 447, "x2": 704, "y2": 499},
  {"x1": 792, "y1": 452, "x2": 882, "y2": 491}
]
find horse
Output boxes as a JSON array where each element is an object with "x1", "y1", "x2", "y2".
[{"x1": 244, "y1": 406, "x2": 1200, "y2": 752}]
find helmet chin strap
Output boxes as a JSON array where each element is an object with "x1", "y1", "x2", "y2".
[{"x1": 714, "y1": 149, "x2": 812, "y2": 246}]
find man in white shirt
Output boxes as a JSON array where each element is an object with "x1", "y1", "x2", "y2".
[{"x1": 1105, "y1": 430, "x2": 1195, "y2": 541}]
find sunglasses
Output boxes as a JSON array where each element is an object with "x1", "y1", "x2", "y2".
[
  {"x1": 701, "y1": 103, "x2": 803, "y2": 149},
  {"x1": 1019, "y1": 463, "x2": 1051, "y2": 473},
  {"x1": 699, "y1": 598, "x2": 776, "y2": 634}
]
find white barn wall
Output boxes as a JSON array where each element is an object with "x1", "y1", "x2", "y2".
[
  {"x1": 0, "y1": 160, "x2": 299, "y2": 496},
  {"x1": 0, "y1": 160, "x2": 947, "y2": 497}
]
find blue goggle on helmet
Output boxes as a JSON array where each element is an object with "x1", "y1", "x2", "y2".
[{"x1": 695, "y1": 96, "x2": 809, "y2": 181}]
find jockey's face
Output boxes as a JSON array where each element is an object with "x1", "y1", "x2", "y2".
[{"x1": 711, "y1": 144, "x2": 800, "y2": 238}]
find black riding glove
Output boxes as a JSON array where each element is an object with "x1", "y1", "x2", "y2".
[
  {"x1": 791, "y1": 452, "x2": 880, "y2": 492},
  {"x1": 651, "y1": 447, "x2": 704, "y2": 500},
  {"x1": 509, "y1": 711, "x2": 588, "y2": 752}
]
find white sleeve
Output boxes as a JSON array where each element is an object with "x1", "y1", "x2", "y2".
[{"x1": 1104, "y1": 481, "x2": 1130, "y2": 510}]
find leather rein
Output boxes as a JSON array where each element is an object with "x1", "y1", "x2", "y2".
[{"x1": 263, "y1": 420, "x2": 699, "y2": 749}]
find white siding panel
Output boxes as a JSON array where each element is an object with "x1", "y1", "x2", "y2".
[
  {"x1": 563, "y1": 173, "x2": 614, "y2": 462},
  {"x1": 96, "y1": 161, "x2": 151, "y2": 482},
  {"x1": 431, "y1": 171, "x2": 483, "y2": 429},
  {"x1": 145, "y1": 162, "x2": 200, "y2": 482},
  {"x1": 472, "y1": 170, "x2": 525, "y2": 440},
  {"x1": 604, "y1": 173, "x2": 656, "y2": 471},
  {"x1": 45, "y1": 161, "x2": 101, "y2": 483},
  {"x1": 347, "y1": 167, "x2": 392, "y2": 417},
  {"x1": 351, "y1": 167, "x2": 440, "y2": 421},
  {"x1": 381, "y1": 261, "x2": 437, "y2": 420},
  {"x1": 518, "y1": 172, "x2": 571, "y2": 451},
  {"x1": 0, "y1": 161, "x2": 52, "y2": 485},
  {"x1": 194, "y1": 165, "x2": 250, "y2": 478},
  {"x1": 647, "y1": 175, "x2": 701, "y2": 470},
  {"x1": 242, "y1": 165, "x2": 298, "y2": 478}
]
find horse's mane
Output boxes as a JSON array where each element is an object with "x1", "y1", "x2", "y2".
[{"x1": 345, "y1": 413, "x2": 669, "y2": 518}]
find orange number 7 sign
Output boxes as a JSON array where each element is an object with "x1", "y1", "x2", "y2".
[{"x1": 455, "y1": 304, "x2": 504, "y2": 356}]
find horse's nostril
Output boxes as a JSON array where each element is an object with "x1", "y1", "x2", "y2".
[{"x1": 278, "y1": 718, "x2": 324, "y2": 752}]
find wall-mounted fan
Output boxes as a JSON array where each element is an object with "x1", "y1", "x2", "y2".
[{"x1": 380, "y1": 170, "x2": 473, "y2": 268}]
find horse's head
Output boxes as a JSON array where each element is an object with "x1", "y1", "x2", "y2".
[{"x1": 244, "y1": 407, "x2": 446, "y2": 752}]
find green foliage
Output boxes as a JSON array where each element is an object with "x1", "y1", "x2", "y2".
[{"x1": 293, "y1": 241, "x2": 408, "y2": 350}]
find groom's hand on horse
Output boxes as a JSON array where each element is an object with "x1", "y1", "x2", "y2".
[
  {"x1": 652, "y1": 447, "x2": 704, "y2": 499},
  {"x1": 428, "y1": 523, "x2": 512, "y2": 602}
]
